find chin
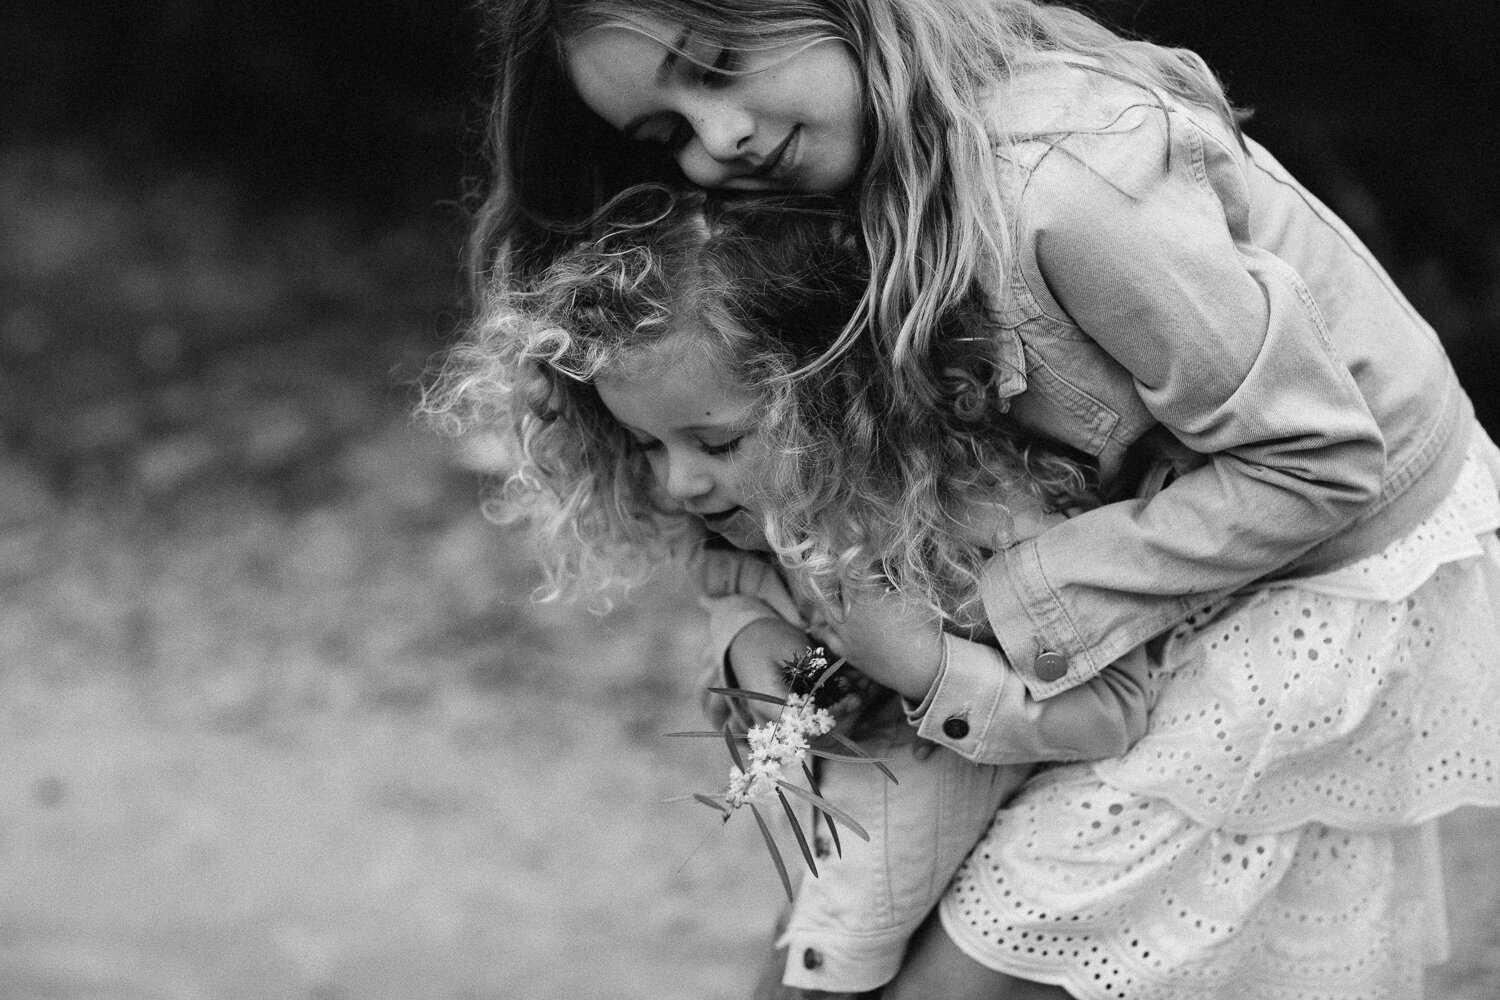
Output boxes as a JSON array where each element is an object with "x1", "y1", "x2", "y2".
[{"x1": 717, "y1": 519, "x2": 772, "y2": 553}]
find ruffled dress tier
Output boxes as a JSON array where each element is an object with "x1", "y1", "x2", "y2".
[{"x1": 942, "y1": 427, "x2": 1500, "y2": 999}]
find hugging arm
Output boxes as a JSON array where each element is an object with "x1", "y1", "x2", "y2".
[
  {"x1": 813, "y1": 586, "x2": 1150, "y2": 767},
  {"x1": 979, "y1": 108, "x2": 1387, "y2": 700}
]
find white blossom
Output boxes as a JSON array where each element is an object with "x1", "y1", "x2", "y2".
[{"x1": 721, "y1": 691, "x2": 838, "y2": 810}]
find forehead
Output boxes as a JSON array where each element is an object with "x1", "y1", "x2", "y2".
[
  {"x1": 563, "y1": 17, "x2": 680, "y2": 122},
  {"x1": 597, "y1": 339, "x2": 756, "y2": 428}
]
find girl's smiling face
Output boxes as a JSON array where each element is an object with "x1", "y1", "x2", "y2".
[
  {"x1": 564, "y1": 15, "x2": 865, "y2": 193},
  {"x1": 595, "y1": 341, "x2": 772, "y2": 551}
]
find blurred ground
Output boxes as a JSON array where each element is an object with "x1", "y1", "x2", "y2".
[
  {"x1": 0, "y1": 145, "x2": 784, "y2": 1000},
  {"x1": 1, "y1": 141, "x2": 1497, "y2": 1000}
]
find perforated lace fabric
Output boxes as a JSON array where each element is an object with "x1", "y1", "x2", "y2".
[
  {"x1": 1092, "y1": 537, "x2": 1500, "y2": 834},
  {"x1": 942, "y1": 780, "x2": 1447, "y2": 1000},
  {"x1": 1295, "y1": 432, "x2": 1500, "y2": 603},
  {"x1": 940, "y1": 434, "x2": 1500, "y2": 999}
]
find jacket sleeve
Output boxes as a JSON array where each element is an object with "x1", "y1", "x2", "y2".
[
  {"x1": 904, "y1": 633, "x2": 1150, "y2": 765},
  {"x1": 977, "y1": 105, "x2": 1386, "y2": 700},
  {"x1": 690, "y1": 546, "x2": 807, "y2": 691}
]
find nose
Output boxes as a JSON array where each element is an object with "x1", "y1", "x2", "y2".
[
  {"x1": 676, "y1": 102, "x2": 754, "y2": 184},
  {"x1": 659, "y1": 448, "x2": 715, "y2": 503},
  {"x1": 695, "y1": 102, "x2": 753, "y2": 160}
]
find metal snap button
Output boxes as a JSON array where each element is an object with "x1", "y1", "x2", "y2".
[{"x1": 1034, "y1": 651, "x2": 1069, "y2": 681}]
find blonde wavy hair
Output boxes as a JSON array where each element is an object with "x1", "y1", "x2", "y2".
[
  {"x1": 427, "y1": 185, "x2": 1097, "y2": 621},
  {"x1": 474, "y1": 0, "x2": 1244, "y2": 406}
]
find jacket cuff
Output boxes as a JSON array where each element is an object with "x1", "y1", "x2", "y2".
[
  {"x1": 978, "y1": 540, "x2": 1089, "y2": 699},
  {"x1": 906, "y1": 634, "x2": 1010, "y2": 760},
  {"x1": 775, "y1": 923, "x2": 912, "y2": 994},
  {"x1": 907, "y1": 633, "x2": 1151, "y2": 765}
]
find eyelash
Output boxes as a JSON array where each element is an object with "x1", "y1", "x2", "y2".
[
  {"x1": 655, "y1": 50, "x2": 737, "y2": 150},
  {"x1": 628, "y1": 436, "x2": 743, "y2": 457},
  {"x1": 699, "y1": 48, "x2": 736, "y2": 88},
  {"x1": 701, "y1": 436, "x2": 744, "y2": 457},
  {"x1": 636, "y1": 48, "x2": 735, "y2": 150},
  {"x1": 628, "y1": 437, "x2": 662, "y2": 455}
]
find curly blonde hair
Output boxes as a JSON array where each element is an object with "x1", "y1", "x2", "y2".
[
  {"x1": 473, "y1": 0, "x2": 1244, "y2": 408},
  {"x1": 427, "y1": 184, "x2": 1097, "y2": 621}
]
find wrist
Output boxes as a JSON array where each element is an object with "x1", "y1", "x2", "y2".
[
  {"x1": 885, "y1": 628, "x2": 944, "y2": 702},
  {"x1": 730, "y1": 617, "x2": 804, "y2": 660},
  {"x1": 729, "y1": 618, "x2": 808, "y2": 690}
]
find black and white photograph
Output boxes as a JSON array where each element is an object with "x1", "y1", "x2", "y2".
[{"x1": 2, "y1": 2, "x2": 1498, "y2": 997}]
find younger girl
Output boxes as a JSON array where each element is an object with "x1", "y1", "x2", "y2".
[
  {"x1": 472, "y1": 1, "x2": 1500, "y2": 996},
  {"x1": 426, "y1": 183, "x2": 1157, "y2": 997}
]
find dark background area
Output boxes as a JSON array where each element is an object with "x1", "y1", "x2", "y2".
[
  {"x1": 0, "y1": 0, "x2": 481, "y2": 217},
  {"x1": 3, "y1": 0, "x2": 1494, "y2": 422},
  {"x1": 0, "y1": 1, "x2": 1495, "y2": 241}
]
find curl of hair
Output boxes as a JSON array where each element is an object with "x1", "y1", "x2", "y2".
[
  {"x1": 754, "y1": 283, "x2": 1100, "y2": 629},
  {"x1": 426, "y1": 184, "x2": 716, "y2": 606},
  {"x1": 432, "y1": 183, "x2": 1100, "y2": 619},
  {"x1": 471, "y1": 0, "x2": 1245, "y2": 414},
  {"x1": 823, "y1": 0, "x2": 1246, "y2": 412}
]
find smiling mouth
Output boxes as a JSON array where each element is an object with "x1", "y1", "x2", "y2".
[
  {"x1": 751, "y1": 127, "x2": 799, "y2": 179},
  {"x1": 701, "y1": 507, "x2": 744, "y2": 527}
]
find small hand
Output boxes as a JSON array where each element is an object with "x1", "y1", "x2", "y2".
[
  {"x1": 810, "y1": 586, "x2": 943, "y2": 702},
  {"x1": 723, "y1": 617, "x2": 810, "y2": 725}
]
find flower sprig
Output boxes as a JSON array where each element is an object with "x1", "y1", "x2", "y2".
[
  {"x1": 667, "y1": 646, "x2": 897, "y2": 902},
  {"x1": 724, "y1": 693, "x2": 836, "y2": 808}
]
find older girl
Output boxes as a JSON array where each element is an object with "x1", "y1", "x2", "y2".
[{"x1": 467, "y1": 2, "x2": 1500, "y2": 996}]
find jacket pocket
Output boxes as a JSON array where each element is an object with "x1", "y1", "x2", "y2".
[{"x1": 1009, "y1": 342, "x2": 1121, "y2": 456}]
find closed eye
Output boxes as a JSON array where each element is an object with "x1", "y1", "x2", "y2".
[
  {"x1": 625, "y1": 433, "x2": 663, "y2": 455},
  {"x1": 701, "y1": 435, "x2": 744, "y2": 457},
  {"x1": 628, "y1": 113, "x2": 693, "y2": 151},
  {"x1": 699, "y1": 48, "x2": 737, "y2": 88}
]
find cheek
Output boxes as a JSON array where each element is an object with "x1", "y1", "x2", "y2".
[
  {"x1": 728, "y1": 453, "x2": 773, "y2": 506},
  {"x1": 722, "y1": 517, "x2": 772, "y2": 553},
  {"x1": 830, "y1": 92, "x2": 866, "y2": 170},
  {"x1": 673, "y1": 143, "x2": 734, "y2": 189},
  {"x1": 642, "y1": 449, "x2": 668, "y2": 484},
  {"x1": 788, "y1": 94, "x2": 864, "y2": 192}
]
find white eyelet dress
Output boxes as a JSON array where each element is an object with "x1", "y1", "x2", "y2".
[{"x1": 940, "y1": 423, "x2": 1500, "y2": 1000}]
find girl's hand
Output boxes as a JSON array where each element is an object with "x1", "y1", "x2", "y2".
[
  {"x1": 810, "y1": 587, "x2": 944, "y2": 703},
  {"x1": 725, "y1": 617, "x2": 811, "y2": 725}
]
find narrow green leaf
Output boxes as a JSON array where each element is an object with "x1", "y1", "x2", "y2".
[
  {"x1": 775, "y1": 779, "x2": 871, "y2": 841},
  {"x1": 748, "y1": 804, "x2": 795, "y2": 903},
  {"x1": 664, "y1": 730, "x2": 738, "y2": 739},
  {"x1": 827, "y1": 731, "x2": 899, "y2": 784},
  {"x1": 776, "y1": 789, "x2": 819, "y2": 878},
  {"x1": 691, "y1": 792, "x2": 732, "y2": 816},
  {"x1": 722, "y1": 722, "x2": 746, "y2": 771},
  {"x1": 820, "y1": 731, "x2": 876, "y2": 758},
  {"x1": 802, "y1": 762, "x2": 842, "y2": 859},
  {"x1": 707, "y1": 687, "x2": 788, "y2": 708},
  {"x1": 805, "y1": 747, "x2": 899, "y2": 764},
  {"x1": 807, "y1": 656, "x2": 848, "y2": 696}
]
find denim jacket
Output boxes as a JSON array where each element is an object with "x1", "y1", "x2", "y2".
[
  {"x1": 692, "y1": 544, "x2": 1149, "y2": 765},
  {"x1": 911, "y1": 60, "x2": 1474, "y2": 762},
  {"x1": 691, "y1": 543, "x2": 1149, "y2": 989}
]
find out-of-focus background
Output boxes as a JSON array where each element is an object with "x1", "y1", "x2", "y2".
[{"x1": 0, "y1": 2, "x2": 1497, "y2": 998}]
